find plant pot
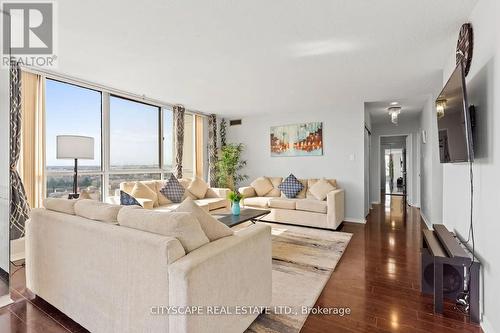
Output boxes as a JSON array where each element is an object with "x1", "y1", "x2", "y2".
[{"x1": 231, "y1": 201, "x2": 240, "y2": 215}]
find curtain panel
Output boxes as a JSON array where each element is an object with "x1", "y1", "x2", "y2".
[
  {"x1": 9, "y1": 63, "x2": 31, "y2": 240},
  {"x1": 19, "y1": 71, "x2": 46, "y2": 208},
  {"x1": 194, "y1": 115, "x2": 204, "y2": 178},
  {"x1": 173, "y1": 105, "x2": 185, "y2": 179},
  {"x1": 208, "y1": 114, "x2": 218, "y2": 187}
]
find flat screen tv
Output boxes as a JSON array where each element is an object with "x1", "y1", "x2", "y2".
[{"x1": 436, "y1": 63, "x2": 474, "y2": 163}]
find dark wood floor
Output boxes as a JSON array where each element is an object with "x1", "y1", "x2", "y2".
[
  {"x1": 0, "y1": 196, "x2": 483, "y2": 332},
  {"x1": 301, "y1": 196, "x2": 482, "y2": 333}
]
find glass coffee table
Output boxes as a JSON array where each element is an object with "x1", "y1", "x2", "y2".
[{"x1": 214, "y1": 208, "x2": 271, "y2": 228}]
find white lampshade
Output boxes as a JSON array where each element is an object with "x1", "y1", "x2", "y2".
[{"x1": 56, "y1": 135, "x2": 94, "y2": 160}]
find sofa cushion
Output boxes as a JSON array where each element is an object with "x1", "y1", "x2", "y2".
[
  {"x1": 239, "y1": 186, "x2": 256, "y2": 198},
  {"x1": 295, "y1": 199, "x2": 328, "y2": 214},
  {"x1": 278, "y1": 174, "x2": 304, "y2": 198},
  {"x1": 187, "y1": 177, "x2": 209, "y2": 199},
  {"x1": 74, "y1": 199, "x2": 123, "y2": 223},
  {"x1": 178, "y1": 178, "x2": 198, "y2": 200},
  {"x1": 243, "y1": 197, "x2": 270, "y2": 208},
  {"x1": 251, "y1": 177, "x2": 274, "y2": 196},
  {"x1": 306, "y1": 179, "x2": 337, "y2": 199},
  {"x1": 120, "y1": 190, "x2": 142, "y2": 207},
  {"x1": 309, "y1": 178, "x2": 336, "y2": 200},
  {"x1": 131, "y1": 182, "x2": 158, "y2": 207},
  {"x1": 43, "y1": 198, "x2": 76, "y2": 215},
  {"x1": 269, "y1": 198, "x2": 296, "y2": 210},
  {"x1": 155, "y1": 180, "x2": 173, "y2": 206},
  {"x1": 265, "y1": 177, "x2": 283, "y2": 197},
  {"x1": 175, "y1": 198, "x2": 233, "y2": 241},
  {"x1": 160, "y1": 174, "x2": 185, "y2": 203},
  {"x1": 117, "y1": 207, "x2": 209, "y2": 252}
]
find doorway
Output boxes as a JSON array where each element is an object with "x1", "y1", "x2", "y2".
[{"x1": 380, "y1": 135, "x2": 407, "y2": 199}]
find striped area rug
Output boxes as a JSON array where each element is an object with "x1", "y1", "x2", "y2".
[{"x1": 242, "y1": 222, "x2": 352, "y2": 333}]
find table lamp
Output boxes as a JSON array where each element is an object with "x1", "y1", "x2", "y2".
[{"x1": 56, "y1": 135, "x2": 94, "y2": 199}]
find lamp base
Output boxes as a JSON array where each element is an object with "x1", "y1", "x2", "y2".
[{"x1": 68, "y1": 193, "x2": 80, "y2": 200}]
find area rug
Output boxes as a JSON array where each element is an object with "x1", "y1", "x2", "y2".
[{"x1": 239, "y1": 222, "x2": 352, "y2": 333}]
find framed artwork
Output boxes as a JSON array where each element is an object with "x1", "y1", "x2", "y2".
[{"x1": 270, "y1": 122, "x2": 323, "y2": 157}]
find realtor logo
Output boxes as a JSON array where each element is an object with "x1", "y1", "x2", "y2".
[{"x1": 1, "y1": 1, "x2": 56, "y2": 67}]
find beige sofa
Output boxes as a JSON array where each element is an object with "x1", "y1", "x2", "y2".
[
  {"x1": 239, "y1": 177, "x2": 345, "y2": 230},
  {"x1": 109, "y1": 179, "x2": 230, "y2": 212},
  {"x1": 26, "y1": 202, "x2": 272, "y2": 333}
]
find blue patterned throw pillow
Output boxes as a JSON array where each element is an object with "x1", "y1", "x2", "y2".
[
  {"x1": 278, "y1": 174, "x2": 304, "y2": 198},
  {"x1": 120, "y1": 190, "x2": 141, "y2": 206},
  {"x1": 160, "y1": 174, "x2": 185, "y2": 203}
]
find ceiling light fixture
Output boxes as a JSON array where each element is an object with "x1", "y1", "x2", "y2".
[
  {"x1": 436, "y1": 99, "x2": 447, "y2": 119},
  {"x1": 390, "y1": 101, "x2": 399, "y2": 106},
  {"x1": 387, "y1": 106, "x2": 402, "y2": 125}
]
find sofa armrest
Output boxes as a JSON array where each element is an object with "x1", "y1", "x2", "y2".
[
  {"x1": 168, "y1": 223, "x2": 272, "y2": 333},
  {"x1": 327, "y1": 189, "x2": 345, "y2": 229},
  {"x1": 205, "y1": 187, "x2": 231, "y2": 199}
]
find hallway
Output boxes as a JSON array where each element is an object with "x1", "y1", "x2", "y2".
[{"x1": 302, "y1": 196, "x2": 481, "y2": 332}]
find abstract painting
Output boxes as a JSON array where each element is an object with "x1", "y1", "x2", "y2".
[{"x1": 270, "y1": 122, "x2": 323, "y2": 157}]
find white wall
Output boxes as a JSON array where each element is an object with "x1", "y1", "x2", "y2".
[
  {"x1": 226, "y1": 100, "x2": 365, "y2": 222},
  {"x1": 419, "y1": 97, "x2": 443, "y2": 226},
  {"x1": 369, "y1": 115, "x2": 421, "y2": 207},
  {"x1": 441, "y1": 0, "x2": 499, "y2": 331}
]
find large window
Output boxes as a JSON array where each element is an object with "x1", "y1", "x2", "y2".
[
  {"x1": 110, "y1": 96, "x2": 160, "y2": 170},
  {"x1": 45, "y1": 79, "x2": 102, "y2": 198},
  {"x1": 44, "y1": 79, "x2": 182, "y2": 202}
]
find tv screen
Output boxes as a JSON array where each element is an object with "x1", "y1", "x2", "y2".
[{"x1": 436, "y1": 63, "x2": 474, "y2": 163}]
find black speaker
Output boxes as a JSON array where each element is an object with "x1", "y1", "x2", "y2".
[{"x1": 421, "y1": 248, "x2": 465, "y2": 300}]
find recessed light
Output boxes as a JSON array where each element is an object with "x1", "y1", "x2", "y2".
[{"x1": 390, "y1": 101, "x2": 399, "y2": 106}]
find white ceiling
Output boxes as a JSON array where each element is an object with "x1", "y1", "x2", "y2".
[
  {"x1": 365, "y1": 95, "x2": 429, "y2": 125},
  {"x1": 54, "y1": 0, "x2": 477, "y2": 116}
]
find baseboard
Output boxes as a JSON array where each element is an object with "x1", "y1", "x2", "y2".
[
  {"x1": 481, "y1": 314, "x2": 495, "y2": 333},
  {"x1": 10, "y1": 237, "x2": 25, "y2": 262},
  {"x1": 420, "y1": 212, "x2": 433, "y2": 229},
  {"x1": 344, "y1": 217, "x2": 366, "y2": 224}
]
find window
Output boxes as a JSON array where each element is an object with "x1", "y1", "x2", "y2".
[
  {"x1": 43, "y1": 77, "x2": 205, "y2": 202},
  {"x1": 45, "y1": 79, "x2": 103, "y2": 199},
  {"x1": 110, "y1": 96, "x2": 160, "y2": 170}
]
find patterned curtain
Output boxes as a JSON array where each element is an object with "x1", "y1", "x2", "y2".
[
  {"x1": 173, "y1": 105, "x2": 185, "y2": 179},
  {"x1": 208, "y1": 114, "x2": 218, "y2": 187},
  {"x1": 10, "y1": 62, "x2": 30, "y2": 240}
]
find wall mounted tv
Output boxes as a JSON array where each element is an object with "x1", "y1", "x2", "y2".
[{"x1": 436, "y1": 62, "x2": 474, "y2": 163}]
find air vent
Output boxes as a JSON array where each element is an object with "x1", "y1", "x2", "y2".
[{"x1": 229, "y1": 119, "x2": 242, "y2": 126}]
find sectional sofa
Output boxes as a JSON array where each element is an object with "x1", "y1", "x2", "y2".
[
  {"x1": 239, "y1": 177, "x2": 345, "y2": 230},
  {"x1": 26, "y1": 198, "x2": 272, "y2": 333},
  {"x1": 109, "y1": 178, "x2": 230, "y2": 212}
]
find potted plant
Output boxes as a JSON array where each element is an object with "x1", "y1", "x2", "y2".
[
  {"x1": 216, "y1": 143, "x2": 248, "y2": 190},
  {"x1": 227, "y1": 191, "x2": 244, "y2": 215}
]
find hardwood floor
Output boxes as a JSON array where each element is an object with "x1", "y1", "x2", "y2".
[
  {"x1": 301, "y1": 196, "x2": 482, "y2": 333},
  {"x1": 0, "y1": 196, "x2": 483, "y2": 332}
]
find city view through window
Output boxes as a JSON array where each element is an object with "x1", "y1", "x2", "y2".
[{"x1": 45, "y1": 79, "x2": 175, "y2": 200}]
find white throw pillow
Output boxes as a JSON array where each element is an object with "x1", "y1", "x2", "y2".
[
  {"x1": 43, "y1": 198, "x2": 77, "y2": 215},
  {"x1": 175, "y1": 198, "x2": 233, "y2": 241},
  {"x1": 74, "y1": 199, "x2": 122, "y2": 223},
  {"x1": 308, "y1": 178, "x2": 336, "y2": 201},
  {"x1": 117, "y1": 207, "x2": 209, "y2": 252},
  {"x1": 187, "y1": 177, "x2": 209, "y2": 199},
  {"x1": 131, "y1": 182, "x2": 158, "y2": 207},
  {"x1": 251, "y1": 177, "x2": 274, "y2": 197}
]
